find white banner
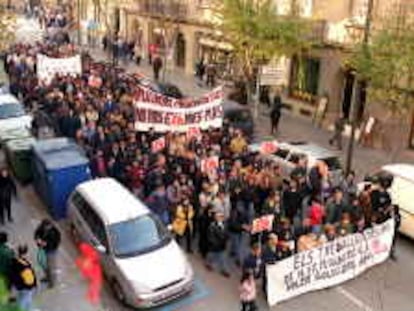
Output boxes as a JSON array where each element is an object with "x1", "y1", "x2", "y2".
[
  {"x1": 267, "y1": 219, "x2": 395, "y2": 306},
  {"x1": 134, "y1": 86, "x2": 224, "y2": 132},
  {"x1": 37, "y1": 54, "x2": 82, "y2": 83}
]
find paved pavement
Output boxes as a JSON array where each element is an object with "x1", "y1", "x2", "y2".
[{"x1": 2, "y1": 17, "x2": 414, "y2": 311}]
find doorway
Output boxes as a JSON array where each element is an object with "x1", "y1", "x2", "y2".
[{"x1": 175, "y1": 33, "x2": 186, "y2": 68}]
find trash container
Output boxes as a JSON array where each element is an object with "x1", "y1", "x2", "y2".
[
  {"x1": 5, "y1": 137, "x2": 36, "y2": 184},
  {"x1": 0, "y1": 127, "x2": 32, "y2": 145},
  {"x1": 32, "y1": 138, "x2": 91, "y2": 220}
]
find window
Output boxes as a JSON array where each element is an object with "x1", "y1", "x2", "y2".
[
  {"x1": 72, "y1": 192, "x2": 108, "y2": 247},
  {"x1": 288, "y1": 153, "x2": 305, "y2": 164},
  {"x1": 290, "y1": 55, "x2": 320, "y2": 102},
  {"x1": 109, "y1": 214, "x2": 171, "y2": 258},
  {"x1": 0, "y1": 104, "x2": 25, "y2": 119},
  {"x1": 274, "y1": 148, "x2": 289, "y2": 159}
]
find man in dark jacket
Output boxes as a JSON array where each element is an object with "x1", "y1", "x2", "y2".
[
  {"x1": 152, "y1": 55, "x2": 163, "y2": 81},
  {"x1": 0, "y1": 168, "x2": 17, "y2": 224},
  {"x1": 270, "y1": 94, "x2": 282, "y2": 134},
  {"x1": 0, "y1": 231, "x2": 14, "y2": 290},
  {"x1": 10, "y1": 245, "x2": 37, "y2": 311},
  {"x1": 205, "y1": 212, "x2": 230, "y2": 277},
  {"x1": 34, "y1": 219, "x2": 61, "y2": 288}
]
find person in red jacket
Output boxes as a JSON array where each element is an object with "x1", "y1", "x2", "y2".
[
  {"x1": 308, "y1": 197, "x2": 325, "y2": 234},
  {"x1": 126, "y1": 160, "x2": 145, "y2": 198}
]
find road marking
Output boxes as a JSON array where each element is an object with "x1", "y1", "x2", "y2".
[
  {"x1": 155, "y1": 278, "x2": 211, "y2": 311},
  {"x1": 336, "y1": 286, "x2": 374, "y2": 311}
]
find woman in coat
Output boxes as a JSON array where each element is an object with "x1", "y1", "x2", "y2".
[{"x1": 172, "y1": 197, "x2": 195, "y2": 253}]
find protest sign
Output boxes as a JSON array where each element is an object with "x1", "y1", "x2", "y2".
[
  {"x1": 186, "y1": 127, "x2": 201, "y2": 140},
  {"x1": 151, "y1": 136, "x2": 166, "y2": 153},
  {"x1": 201, "y1": 156, "x2": 219, "y2": 174},
  {"x1": 251, "y1": 214, "x2": 275, "y2": 234},
  {"x1": 266, "y1": 219, "x2": 395, "y2": 306},
  {"x1": 134, "y1": 87, "x2": 224, "y2": 132},
  {"x1": 37, "y1": 54, "x2": 82, "y2": 83},
  {"x1": 260, "y1": 141, "x2": 278, "y2": 154}
]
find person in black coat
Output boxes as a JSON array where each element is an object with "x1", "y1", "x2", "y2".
[
  {"x1": 270, "y1": 94, "x2": 282, "y2": 134},
  {"x1": 34, "y1": 219, "x2": 61, "y2": 288},
  {"x1": 0, "y1": 168, "x2": 17, "y2": 224},
  {"x1": 205, "y1": 212, "x2": 230, "y2": 277}
]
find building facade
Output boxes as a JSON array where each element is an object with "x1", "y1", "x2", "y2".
[{"x1": 76, "y1": 0, "x2": 414, "y2": 150}]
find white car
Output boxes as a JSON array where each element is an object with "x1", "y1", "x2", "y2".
[
  {"x1": 67, "y1": 178, "x2": 194, "y2": 308},
  {"x1": 0, "y1": 94, "x2": 32, "y2": 130},
  {"x1": 360, "y1": 163, "x2": 414, "y2": 239},
  {"x1": 249, "y1": 141, "x2": 343, "y2": 186}
]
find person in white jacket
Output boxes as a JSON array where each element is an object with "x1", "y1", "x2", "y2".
[{"x1": 239, "y1": 270, "x2": 258, "y2": 311}]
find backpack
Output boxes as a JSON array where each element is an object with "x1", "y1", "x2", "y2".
[{"x1": 18, "y1": 259, "x2": 35, "y2": 286}]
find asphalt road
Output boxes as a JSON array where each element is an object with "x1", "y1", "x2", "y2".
[{"x1": 6, "y1": 16, "x2": 414, "y2": 311}]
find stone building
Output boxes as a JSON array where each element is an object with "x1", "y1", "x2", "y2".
[{"x1": 75, "y1": 0, "x2": 414, "y2": 150}]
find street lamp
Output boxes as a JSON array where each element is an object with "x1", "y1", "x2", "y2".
[{"x1": 344, "y1": 0, "x2": 374, "y2": 176}]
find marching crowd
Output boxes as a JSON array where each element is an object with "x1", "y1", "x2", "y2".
[{"x1": 0, "y1": 34, "x2": 400, "y2": 310}]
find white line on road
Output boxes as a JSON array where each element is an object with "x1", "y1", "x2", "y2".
[{"x1": 336, "y1": 286, "x2": 374, "y2": 311}]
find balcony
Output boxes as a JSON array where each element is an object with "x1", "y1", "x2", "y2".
[{"x1": 138, "y1": 0, "x2": 189, "y2": 21}]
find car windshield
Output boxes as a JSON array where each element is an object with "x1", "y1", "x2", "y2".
[
  {"x1": 0, "y1": 103, "x2": 25, "y2": 119},
  {"x1": 322, "y1": 157, "x2": 342, "y2": 170},
  {"x1": 109, "y1": 214, "x2": 171, "y2": 258}
]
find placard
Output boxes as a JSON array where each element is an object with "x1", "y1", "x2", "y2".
[
  {"x1": 200, "y1": 156, "x2": 219, "y2": 174},
  {"x1": 151, "y1": 136, "x2": 166, "y2": 153},
  {"x1": 134, "y1": 87, "x2": 224, "y2": 132},
  {"x1": 266, "y1": 219, "x2": 395, "y2": 306},
  {"x1": 251, "y1": 214, "x2": 275, "y2": 234},
  {"x1": 37, "y1": 54, "x2": 82, "y2": 83}
]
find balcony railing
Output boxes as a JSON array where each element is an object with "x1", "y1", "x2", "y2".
[{"x1": 138, "y1": 0, "x2": 189, "y2": 20}]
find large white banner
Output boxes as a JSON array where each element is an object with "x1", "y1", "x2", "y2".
[
  {"x1": 134, "y1": 86, "x2": 224, "y2": 132},
  {"x1": 267, "y1": 219, "x2": 395, "y2": 306},
  {"x1": 37, "y1": 54, "x2": 82, "y2": 83}
]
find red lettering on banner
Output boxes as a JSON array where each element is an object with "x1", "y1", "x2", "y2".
[{"x1": 135, "y1": 108, "x2": 147, "y2": 122}]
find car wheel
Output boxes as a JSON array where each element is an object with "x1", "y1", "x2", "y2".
[{"x1": 111, "y1": 279, "x2": 127, "y2": 305}]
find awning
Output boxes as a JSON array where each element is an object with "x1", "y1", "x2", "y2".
[{"x1": 199, "y1": 38, "x2": 233, "y2": 51}]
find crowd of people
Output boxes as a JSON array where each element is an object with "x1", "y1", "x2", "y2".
[{"x1": 1, "y1": 31, "x2": 400, "y2": 310}]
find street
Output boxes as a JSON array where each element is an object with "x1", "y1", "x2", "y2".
[{"x1": 4, "y1": 16, "x2": 414, "y2": 311}]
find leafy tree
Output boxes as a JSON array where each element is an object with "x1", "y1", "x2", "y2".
[
  {"x1": 0, "y1": 7, "x2": 15, "y2": 52},
  {"x1": 214, "y1": 0, "x2": 310, "y2": 101},
  {"x1": 349, "y1": 3, "x2": 414, "y2": 155}
]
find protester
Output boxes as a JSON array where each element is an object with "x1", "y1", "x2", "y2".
[
  {"x1": 0, "y1": 231, "x2": 14, "y2": 291},
  {"x1": 172, "y1": 196, "x2": 195, "y2": 253},
  {"x1": 205, "y1": 212, "x2": 230, "y2": 277},
  {"x1": 10, "y1": 245, "x2": 37, "y2": 311},
  {"x1": 329, "y1": 115, "x2": 346, "y2": 150},
  {"x1": 34, "y1": 219, "x2": 61, "y2": 288},
  {"x1": 0, "y1": 168, "x2": 17, "y2": 224},
  {"x1": 239, "y1": 270, "x2": 257, "y2": 311},
  {"x1": 270, "y1": 94, "x2": 282, "y2": 134},
  {"x1": 152, "y1": 54, "x2": 163, "y2": 81}
]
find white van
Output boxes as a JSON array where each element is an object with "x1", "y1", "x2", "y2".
[
  {"x1": 0, "y1": 94, "x2": 32, "y2": 130},
  {"x1": 67, "y1": 178, "x2": 194, "y2": 308},
  {"x1": 364, "y1": 164, "x2": 414, "y2": 239}
]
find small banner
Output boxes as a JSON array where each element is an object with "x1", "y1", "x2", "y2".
[
  {"x1": 37, "y1": 54, "x2": 82, "y2": 84},
  {"x1": 201, "y1": 156, "x2": 219, "y2": 174},
  {"x1": 251, "y1": 214, "x2": 275, "y2": 234},
  {"x1": 260, "y1": 141, "x2": 278, "y2": 154},
  {"x1": 151, "y1": 136, "x2": 166, "y2": 153}
]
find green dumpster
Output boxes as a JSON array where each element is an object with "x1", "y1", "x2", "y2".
[
  {"x1": 0, "y1": 127, "x2": 32, "y2": 146},
  {"x1": 5, "y1": 137, "x2": 36, "y2": 184}
]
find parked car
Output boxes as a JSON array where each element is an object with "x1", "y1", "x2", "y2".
[
  {"x1": 361, "y1": 163, "x2": 414, "y2": 239},
  {"x1": 223, "y1": 99, "x2": 254, "y2": 138},
  {"x1": 67, "y1": 178, "x2": 194, "y2": 308},
  {"x1": 0, "y1": 94, "x2": 32, "y2": 130},
  {"x1": 138, "y1": 78, "x2": 184, "y2": 99},
  {"x1": 249, "y1": 141, "x2": 343, "y2": 186}
]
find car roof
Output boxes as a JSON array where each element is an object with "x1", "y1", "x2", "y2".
[
  {"x1": 223, "y1": 99, "x2": 250, "y2": 112},
  {"x1": 76, "y1": 178, "x2": 150, "y2": 225},
  {"x1": 382, "y1": 163, "x2": 414, "y2": 183},
  {"x1": 280, "y1": 141, "x2": 338, "y2": 159},
  {"x1": 0, "y1": 94, "x2": 20, "y2": 105},
  {"x1": 249, "y1": 141, "x2": 337, "y2": 159}
]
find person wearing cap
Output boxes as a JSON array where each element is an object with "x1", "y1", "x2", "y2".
[{"x1": 205, "y1": 211, "x2": 230, "y2": 277}]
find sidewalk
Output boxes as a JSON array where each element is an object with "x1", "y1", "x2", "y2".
[{"x1": 85, "y1": 44, "x2": 414, "y2": 177}]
